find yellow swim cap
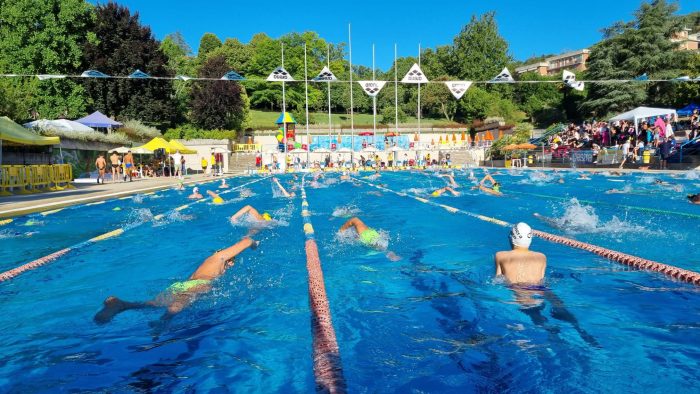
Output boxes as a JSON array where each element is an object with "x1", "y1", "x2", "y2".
[
  {"x1": 213, "y1": 197, "x2": 224, "y2": 204},
  {"x1": 431, "y1": 191, "x2": 439, "y2": 197},
  {"x1": 262, "y1": 212, "x2": 272, "y2": 221}
]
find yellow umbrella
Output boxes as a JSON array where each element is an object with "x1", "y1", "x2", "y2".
[
  {"x1": 136, "y1": 137, "x2": 178, "y2": 153},
  {"x1": 169, "y1": 140, "x2": 197, "y2": 154},
  {"x1": 503, "y1": 144, "x2": 519, "y2": 151}
]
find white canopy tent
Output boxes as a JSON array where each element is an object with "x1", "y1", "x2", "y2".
[
  {"x1": 609, "y1": 107, "x2": 677, "y2": 128},
  {"x1": 24, "y1": 119, "x2": 95, "y2": 133}
]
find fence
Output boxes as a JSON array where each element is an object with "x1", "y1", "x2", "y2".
[{"x1": 0, "y1": 164, "x2": 73, "y2": 196}]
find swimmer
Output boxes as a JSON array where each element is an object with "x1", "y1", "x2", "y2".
[
  {"x1": 94, "y1": 236, "x2": 259, "y2": 324},
  {"x1": 176, "y1": 182, "x2": 184, "y2": 191},
  {"x1": 188, "y1": 186, "x2": 203, "y2": 200},
  {"x1": 272, "y1": 177, "x2": 295, "y2": 198},
  {"x1": 557, "y1": 178, "x2": 565, "y2": 184},
  {"x1": 688, "y1": 193, "x2": 700, "y2": 204},
  {"x1": 367, "y1": 171, "x2": 381, "y2": 180},
  {"x1": 431, "y1": 186, "x2": 460, "y2": 197},
  {"x1": 605, "y1": 188, "x2": 627, "y2": 194},
  {"x1": 495, "y1": 222, "x2": 546, "y2": 285},
  {"x1": 340, "y1": 171, "x2": 350, "y2": 181},
  {"x1": 439, "y1": 174, "x2": 459, "y2": 188},
  {"x1": 339, "y1": 217, "x2": 400, "y2": 261},
  {"x1": 219, "y1": 178, "x2": 229, "y2": 189},
  {"x1": 230, "y1": 205, "x2": 273, "y2": 223},
  {"x1": 577, "y1": 173, "x2": 591, "y2": 180},
  {"x1": 207, "y1": 190, "x2": 225, "y2": 204},
  {"x1": 472, "y1": 174, "x2": 502, "y2": 196}
]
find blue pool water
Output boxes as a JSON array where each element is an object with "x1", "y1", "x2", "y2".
[{"x1": 1, "y1": 169, "x2": 700, "y2": 392}]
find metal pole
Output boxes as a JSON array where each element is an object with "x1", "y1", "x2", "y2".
[
  {"x1": 418, "y1": 43, "x2": 421, "y2": 141},
  {"x1": 304, "y1": 43, "x2": 310, "y2": 168},
  {"x1": 394, "y1": 43, "x2": 398, "y2": 137},
  {"x1": 349, "y1": 23, "x2": 354, "y2": 164},
  {"x1": 282, "y1": 42, "x2": 287, "y2": 173},
  {"x1": 327, "y1": 44, "x2": 332, "y2": 151},
  {"x1": 372, "y1": 44, "x2": 377, "y2": 149}
]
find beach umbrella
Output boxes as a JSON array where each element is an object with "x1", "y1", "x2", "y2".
[
  {"x1": 362, "y1": 146, "x2": 378, "y2": 152},
  {"x1": 452, "y1": 134, "x2": 457, "y2": 142},
  {"x1": 386, "y1": 131, "x2": 399, "y2": 137},
  {"x1": 112, "y1": 146, "x2": 131, "y2": 153},
  {"x1": 438, "y1": 136, "x2": 443, "y2": 143},
  {"x1": 289, "y1": 148, "x2": 307, "y2": 153},
  {"x1": 313, "y1": 147, "x2": 331, "y2": 153},
  {"x1": 461, "y1": 131, "x2": 466, "y2": 141},
  {"x1": 515, "y1": 143, "x2": 536, "y2": 150},
  {"x1": 503, "y1": 144, "x2": 519, "y2": 151},
  {"x1": 358, "y1": 131, "x2": 374, "y2": 136}
]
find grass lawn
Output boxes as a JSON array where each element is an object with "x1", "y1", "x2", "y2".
[{"x1": 248, "y1": 110, "x2": 464, "y2": 130}]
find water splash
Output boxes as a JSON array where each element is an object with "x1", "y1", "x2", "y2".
[
  {"x1": 332, "y1": 205, "x2": 361, "y2": 218},
  {"x1": 335, "y1": 228, "x2": 390, "y2": 251},
  {"x1": 685, "y1": 170, "x2": 700, "y2": 180},
  {"x1": 132, "y1": 194, "x2": 144, "y2": 204},
  {"x1": 124, "y1": 208, "x2": 155, "y2": 228},
  {"x1": 638, "y1": 176, "x2": 656, "y2": 184},
  {"x1": 518, "y1": 171, "x2": 554, "y2": 186},
  {"x1": 537, "y1": 198, "x2": 655, "y2": 236},
  {"x1": 0, "y1": 229, "x2": 36, "y2": 239}
]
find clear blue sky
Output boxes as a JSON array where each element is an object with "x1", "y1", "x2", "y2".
[{"x1": 94, "y1": 0, "x2": 697, "y2": 69}]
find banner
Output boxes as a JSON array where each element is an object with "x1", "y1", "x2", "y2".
[
  {"x1": 312, "y1": 66, "x2": 337, "y2": 82},
  {"x1": 266, "y1": 66, "x2": 294, "y2": 82},
  {"x1": 444, "y1": 81, "x2": 472, "y2": 99},
  {"x1": 490, "y1": 67, "x2": 514, "y2": 83},
  {"x1": 401, "y1": 63, "x2": 428, "y2": 84},
  {"x1": 37, "y1": 75, "x2": 66, "y2": 80},
  {"x1": 562, "y1": 70, "x2": 584, "y2": 91},
  {"x1": 358, "y1": 81, "x2": 387, "y2": 97},
  {"x1": 221, "y1": 71, "x2": 245, "y2": 81}
]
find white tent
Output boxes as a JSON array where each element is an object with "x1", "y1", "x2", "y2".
[
  {"x1": 337, "y1": 147, "x2": 353, "y2": 153},
  {"x1": 24, "y1": 119, "x2": 95, "y2": 133},
  {"x1": 313, "y1": 148, "x2": 331, "y2": 153},
  {"x1": 211, "y1": 146, "x2": 231, "y2": 153},
  {"x1": 362, "y1": 146, "x2": 378, "y2": 153},
  {"x1": 112, "y1": 146, "x2": 131, "y2": 153},
  {"x1": 609, "y1": 106, "x2": 677, "y2": 124}
]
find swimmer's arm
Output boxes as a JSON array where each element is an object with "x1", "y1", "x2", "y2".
[{"x1": 495, "y1": 254, "x2": 503, "y2": 276}]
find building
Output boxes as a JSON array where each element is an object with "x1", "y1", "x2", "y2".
[
  {"x1": 671, "y1": 28, "x2": 700, "y2": 51},
  {"x1": 515, "y1": 49, "x2": 590, "y2": 76}
]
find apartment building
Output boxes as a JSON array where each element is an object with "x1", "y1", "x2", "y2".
[{"x1": 515, "y1": 49, "x2": 590, "y2": 76}]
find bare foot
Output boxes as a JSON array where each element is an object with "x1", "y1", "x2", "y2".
[{"x1": 94, "y1": 296, "x2": 127, "y2": 325}]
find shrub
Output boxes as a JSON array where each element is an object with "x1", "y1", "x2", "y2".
[
  {"x1": 121, "y1": 120, "x2": 161, "y2": 141},
  {"x1": 164, "y1": 124, "x2": 237, "y2": 140},
  {"x1": 37, "y1": 128, "x2": 131, "y2": 144}
]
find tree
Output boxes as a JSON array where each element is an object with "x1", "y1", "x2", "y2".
[
  {"x1": 452, "y1": 12, "x2": 511, "y2": 81},
  {"x1": 197, "y1": 33, "x2": 222, "y2": 59},
  {"x1": 190, "y1": 54, "x2": 249, "y2": 130},
  {"x1": 514, "y1": 72, "x2": 564, "y2": 126},
  {"x1": 82, "y1": 2, "x2": 177, "y2": 126},
  {"x1": 0, "y1": 0, "x2": 95, "y2": 119}
]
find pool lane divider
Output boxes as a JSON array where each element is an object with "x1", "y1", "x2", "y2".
[
  {"x1": 300, "y1": 174, "x2": 347, "y2": 393},
  {"x1": 354, "y1": 178, "x2": 700, "y2": 286},
  {"x1": 0, "y1": 176, "x2": 270, "y2": 283},
  {"x1": 508, "y1": 190, "x2": 700, "y2": 220}
]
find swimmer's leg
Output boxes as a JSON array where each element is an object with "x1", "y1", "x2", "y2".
[
  {"x1": 94, "y1": 296, "x2": 158, "y2": 324},
  {"x1": 544, "y1": 292, "x2": 600, "y2": 348}
]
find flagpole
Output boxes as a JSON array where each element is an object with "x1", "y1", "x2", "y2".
[
  {"x1": 282, "y1": 42, "x2": 287, "y2": 172},
  {"x1": 372, "y1": 44, "x2": 377, "y2": 149},
  {"x1": 417, "y1": 43, "x2": 421, "y2": 142},
  {"x1": 348, "y1": 23, "x2": 354, "y2": 165},
  {"x1": 394, "y1": 43, "x2": 398, "y2": 138},
  {"x1": 327, "y1": 44, "x2": 332, "y2": 151},
  {"x1": 304, "y1": 43, "x2": 310, "y2": 167}
]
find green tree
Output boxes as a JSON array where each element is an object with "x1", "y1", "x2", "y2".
[
  {"x1": 0, "y1": 0, "x2": 95, "y2": 119},
  {"x1": 197, "y1": 33, "x2": 222, "y2": 59},
  {"x1": 514, "y1": 72, "x2": 564, "y2": 126},
  {"x1": 190, "y1": 54, "x2": 249, "y2": 130},
  {"x1": 451, "y1": 12, "x2": 512, "y2": 81},
  {"x1": 82, "y1": 2, "x2": 177, "y2": 126}
]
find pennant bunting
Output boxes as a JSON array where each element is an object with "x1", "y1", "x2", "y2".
[
  {"x1": 562, "y1": 70, "x2": 576, "y2": 84},
  {"x1": 444, "y1": 81, "x2": 472, "y2": 99},
  {"x1": 490, "y1": 67, "x2": 514, "y2": 83},
  {"x1": 312, "y1": 66, "x2": 337, "y2": 82},
  {"x1": 221, "y1": 71, "x2": 245, "y2": 81},
  {"x1": 175, "y1": 75, "x2": 193, "y2": 81},
  {"x1": 401, "y1": 63, "x2": 428, "y2": 84},
  {"x1": 266, "y1": 66, "x2": 294, "y2": 82},
  {"x1": 37, "y1": 75, "x2": 66, "y2": 80},
  {"x1": 569, "y1": 81, "x2": 585, "y2": 91},
  {"x1": 128, "y1": 69, "x2": 150, "y2": 79},
  {"x1": 358, "y1": 81, "x2": 387, "y2": 97},
  {"x1": 81, "y1": 70, "x2": 109, "y2": 78},
  {"x1": 634, "y1": 73, "x2": 649, "y2": 81}
]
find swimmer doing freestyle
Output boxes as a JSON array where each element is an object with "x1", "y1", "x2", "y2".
[
  {"x1": 339, "y1": 217, "x2": 401, "y2": 261},
  {"x1": 472, "y1": 174, "x2": 502, "y2": 196},
  {"x1": 94, "y1": 236, "x2": 259, "y2": 324}
]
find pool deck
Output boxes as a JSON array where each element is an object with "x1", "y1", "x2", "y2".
[{"x1": 0, "y1": 173, "x2": 241, "y2": 219}]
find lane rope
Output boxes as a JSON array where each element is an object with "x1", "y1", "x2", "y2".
[
  {"x1": 300, "y1": 174, "x2": 347, "y2": 393},
  {"x1": 0, "y1": 176, "x2": 269, "y2": 283},
  {"x1": 354, "y1": 177, "x2": 700, "y2": 286}
]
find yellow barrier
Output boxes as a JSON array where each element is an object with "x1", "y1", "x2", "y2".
[
  {"x1": 0, "y1": 164, "x2": 74, "y2": 196},
  {"x1": 48, "y1": 165, "x2": 64, "y2": 191},
  {"x1": 29, "y1": 165, "x2": 51, "y2": 192},
  {"x1": 233, "y1": 143, "x2": 262, "y2": 153},
  {"x1": 54, "y1": 164, "x2": 74, "y2": 189},
  {"x1": 4, "y1": 166, "x2": 30, "y2": 195}
]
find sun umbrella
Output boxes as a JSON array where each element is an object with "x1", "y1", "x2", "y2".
[
  {"x1": 337, "y1": 147, "x2": 353, "y2": 153},
  {"x1": 362, "y1": 146, "x2": 378, "y2": 152},
  {"x1": 112, "y1": 146, "x2": 131, "y2": 153},
  {"x1": 515, "y1": 143, "x2": 537, "y2": 150},
  {"x1": 289, "y1": 148, "x2": 307, "y2": 153},
  {"x1": 452, "y1": 134, "x2": 457, "y2": 142},
  {"x1": 503, "y1": 144, "x2": 519, "y2": 151},
  {"x1": 358, "y1": 131, "x2": 374, "y2": 136},
  {"x1": 386, "y1": 131, "x2": 399, "y2": 137}
]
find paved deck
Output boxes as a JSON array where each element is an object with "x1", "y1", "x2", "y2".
[{"x1": 0, "y1": 173, "x2": 241, "y2": 218}]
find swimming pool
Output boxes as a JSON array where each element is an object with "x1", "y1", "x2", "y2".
[{"x1": 1, "y1": 169, "x2": 699, "y2": 392}]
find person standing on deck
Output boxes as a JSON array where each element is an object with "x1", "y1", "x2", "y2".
[{"x1": 95, "y1": 154, "x2": 106, "y2": 184}]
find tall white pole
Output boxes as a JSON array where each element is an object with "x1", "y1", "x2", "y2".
[
  {"x1": 327, "y1": 44, "x2": 332, "y2": 150},
  {"x1": 304, "y1": 43, "x2": 310, "y2": 167},
  {"x1": 394, "y1": 44, "x2": 398, "y2": 136},
  {"x1": 282, "y1": 42, "x2": 287, "y2": 172},
  {"x1": 348, "y1": 23, "x2": 354, "y2": 164},
  {"x1": 372, "y1": 44, "x2": 377, "y2": 148},
  {"x1": 418, "y1": 43, "x2": 421, "y2": 140}
]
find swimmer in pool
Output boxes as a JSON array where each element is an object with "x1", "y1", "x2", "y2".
[
  {"x1": 431, "y1": 186, "x2": 460, "y2": 197},
  {"x1": 472, "y1": 174, "x2": 502, "y2": 196},
  {"x1": 495, "y1": 223, "x2": 546, "y2": 286},
  {"x1": 207, "y1": 190, "x2": 224, "y2": 204},
  {"x1": 439, "y1": 174, "x2": 459, "y2": 188},
  {"x1": 688, "y1": 193, "x2": 700, "y2": 204},
  {"x1": 272, "y1": 177, "x2": 295, "y2": 198},
  {"x1": 94, "y1": 236, "x2": 259, "y2": 324},
  {"x1": 230, "y1": 205, "x2": 273, "y2": 223},
  {"x1": 367, "y1": 171, "x2": 381, "y2": 180},
  {"x1": 340, "y1": 171, "x2": 350, "y2": 181},
  {"x1": 339, "y1": 217, "x2": 400, "y2": 261},
  {"x1": 219, "y1": 178, "x2": 229, "y2": 188},
  {"x1": 188, "y1": 186, "x2": 203, "y2": 199}
]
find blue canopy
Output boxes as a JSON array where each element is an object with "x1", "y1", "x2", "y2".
[
  {"x1": 678, "y1": 102, "x2": 700, "y2": 117},
  {"x1": 128, "y1": 69, "x2": 150, "y2": 79},
  {"x1": 74, "y1": 111, "x2": 123, "y2": 128}
]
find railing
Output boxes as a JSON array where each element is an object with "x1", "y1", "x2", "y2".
[{"x1": 0, "y1": 164, "x2": 73, "y2": 196}]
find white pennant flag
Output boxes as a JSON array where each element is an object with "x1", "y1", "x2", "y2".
[
  {"x1": 570, "y1": 81, "x2": 585, "y2": 91},
  {"x1": 562, "y1": 70, "x2": 576, "y2": 84},
  {"x1": 37, "y1": 74, "x2": 66, "y2": 80},
  {"x1": 491, "y1": 67, "x2": 514, "y2": 83},
  {"x1": 401, "y1": 63, "x2": 429, "y2": 84},
  {"x1": 266, "y1": 66, "x2": 294, "y2": 82},
  {"x1": 312, "y1": 66, "x2": 337, "y2": 82},
  {"x1": 358, "y1": 81, "x2": 387, "y2": 97},
  {"x1": 444, "y1": 81, "x2": 473, "y2": 99}
]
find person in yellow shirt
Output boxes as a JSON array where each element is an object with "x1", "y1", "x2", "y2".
[
  {"x1": 201, "y1": 157, "x2": 208, "y2": 175},
  {"x1": 210, "y1": 153, "x2": 217, "y2": 176}
]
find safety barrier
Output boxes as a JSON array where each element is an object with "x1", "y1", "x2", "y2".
[
  {"x1": 0, "y1": 175, "x2": 269, "y2": 282},
  {"x1": 0, "y1": 164, "x2": 74, "y2": 195},
  {"x1": 300, "y1": 174, "x2": 346, "y2": 393},
  {"x1": 233, "y1": 143, "x2": 262, "y2": 153},
  {"x1": 355, "y1": 178, "x2": 700, "y2": 286}
]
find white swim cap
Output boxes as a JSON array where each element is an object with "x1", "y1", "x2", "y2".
[
  {"x1": 193, "y1": 187, "x2": 199, "y2": 193},
  {"x1": 510, "y1": 222, "x2": 532, "y2": 248}
]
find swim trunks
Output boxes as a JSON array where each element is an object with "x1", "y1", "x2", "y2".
[
  {"x1": 212, "y1": 196, "x2": 224, "y2": 204},
  {"x1": 167, "y1": 279, "x2": 211, "y2": 295},
  {"x1": 359, "y1": 228, "x2": 380, "y2": 247},
  {"x1": 126, "y1": 163, "x2": 132, "y2": 168}
]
